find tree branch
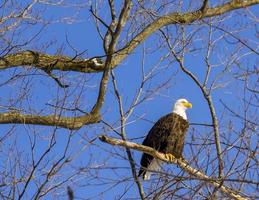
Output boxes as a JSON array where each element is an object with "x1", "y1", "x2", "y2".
[
  {"x1": 200, "y1": 0, "x2": 209, "y2": 12},
  {"x1": 0, "y1": 112, "x2": 101, "y2": 130},
  {"x1": 111, "y1": 71, "x2": 146, "y2": 199},
  {"x1": 91, "y1": 0, "x2": 132, "y2": 114},
  {"x1": 110, "y1": 0, "x2": 259, "y2": 67},
  {"x1": 159, "y1": 28, "x2": 224, "y2": 179},
  {"x1": 0, "y1": 51, "x2": 105, "y2": 73},
  {"x1": 99, "y1": 135, "x2": 248, "y2": 200},
  {"x1": 1, "y1": 1, "x2": 258, "y2": 73}
]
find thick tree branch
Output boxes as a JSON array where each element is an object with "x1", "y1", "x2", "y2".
[
  {"x1": 0, "y1": 112, "x2": 101, "y2": 130},
  {"x1": 0, "y1": 51, "x2": 105, "y2": 73},
  {"x1": 111, "y1": 0, "x2": 259, "y2": 67},
  {"x1": 1, "y1": 0, "x2": 257, "y2": 73},
  {"x1": 99, "y1": 135, "x2": 248, "y2": 200},
  {"x1": 0, "y1": 1, "x2": 133, "y2": 128}
]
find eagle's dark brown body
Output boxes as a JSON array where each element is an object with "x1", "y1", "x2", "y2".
[{"x1": 138, "y1": 113, "x2": 189, "y2": 179}]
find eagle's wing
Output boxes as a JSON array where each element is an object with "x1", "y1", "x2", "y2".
[{"x1": 138, "y1": 114, "x2": 174, "y2": 179}]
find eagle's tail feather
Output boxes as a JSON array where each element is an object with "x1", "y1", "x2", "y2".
[{"x1": 138, "y1": 159, "x2": 162, "y2": 180}]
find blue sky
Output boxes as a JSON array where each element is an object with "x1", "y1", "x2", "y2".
[{"x1": 0, "y1": 1, "x2": 258, "y2": 199}]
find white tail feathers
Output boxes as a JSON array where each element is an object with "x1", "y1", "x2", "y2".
[{"x1": 143, "y1": 159, "x2": 162, "y2": 180}]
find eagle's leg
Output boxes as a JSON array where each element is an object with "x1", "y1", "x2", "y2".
[{"x1": 164, "y1": 153, "x2": 175, "y2": 162}]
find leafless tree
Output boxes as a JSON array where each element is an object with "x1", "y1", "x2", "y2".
[{"x1": 0, "y1": 0, "x2": 258, "y2": 199}]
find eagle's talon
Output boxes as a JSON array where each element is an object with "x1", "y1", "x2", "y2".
[
  {"x1": 165, "y1": 153, "x2": 175, "y2": 162},
  {"x1": 179, "y1": 157, "x2": 184, "y2": 161}
]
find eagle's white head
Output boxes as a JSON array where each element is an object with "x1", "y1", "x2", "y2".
[{"x1": 173, "y1": 98, "x2": 192, "y2": 120}]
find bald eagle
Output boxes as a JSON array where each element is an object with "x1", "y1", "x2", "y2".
[{"x1": 138, "y1": 99, "x2": 192, "y2": 180}]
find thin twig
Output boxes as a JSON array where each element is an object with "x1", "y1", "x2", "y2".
[{"x1": 111, "y1": 71, "x2": 146, "y2": 199}]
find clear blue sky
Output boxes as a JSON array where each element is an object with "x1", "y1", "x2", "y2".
[{"x1": 1, "y1": 1, "x2": 258, "y2": 199}]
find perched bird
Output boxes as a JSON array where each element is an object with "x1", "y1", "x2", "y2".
[{"x1": 138, "y1": 98, "x2": 192, "y2": 180}]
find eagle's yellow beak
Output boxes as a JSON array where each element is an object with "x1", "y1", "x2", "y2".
[{"x1": 183, "y1": 102, "x2": 192, "y2": 108}]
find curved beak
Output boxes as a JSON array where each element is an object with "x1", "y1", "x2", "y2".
[{"x1": 183, "y1": 102, "x2": 192, "y2": 108}]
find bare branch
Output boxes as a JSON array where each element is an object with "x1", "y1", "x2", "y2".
[
  {"x1": 111, "y1": 0, "x2": 259, "y2": 67},
  {"x1": 160, "y1": 28, "x2": 224, "y2": 179},
  {"x1": 0, "y1": 112, "x2": 100, "y2": 130},
  {"x1": 200, "y1": 0, "x2": 209, "y2": 12},
  {"x1": 0, "y1": 0, "x2": 258, "y2": 198},
  {"x1": 111, "y1": 71, "x2": 146, "y2": 199},
  {"x1": 1, "y1": 1, "x2": 258, "y2": 73},
  {"x1": 108, "y1": 0, "x2": 116, "y2": 21},
  {"x1": 91, "y1": 0, "x2": 132, "y2": 114},
  {"x1": 0, "y1": 51, "x2": 105, "y2": 73},
  {"x1": 99, "y1": 135, "x2": 248, "y2": 200},
  {"x1": 67, "y1": 186, "x2": 74, "y2": 200}
]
